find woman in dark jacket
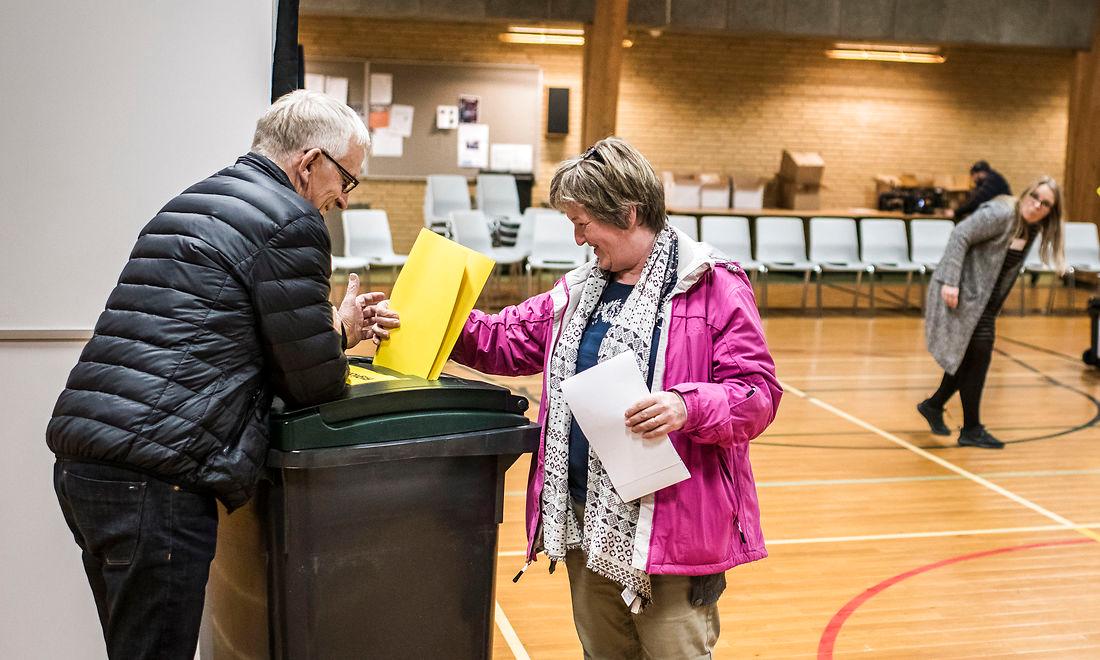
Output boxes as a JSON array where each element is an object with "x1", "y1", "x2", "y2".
[{"x1": 918, "y1": 176, "x2": 1065, "y2": 448}]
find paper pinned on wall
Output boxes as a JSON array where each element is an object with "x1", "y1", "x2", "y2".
[
  {"x1": 324, "y1": 76, "x2": 349, "y2": 104},
  {"x1": 436, "y1": 105, "x2": 459, "y2": 130},
  {"x1": 489, "y1": 144, "x2": 534, "y2": 173},
  {"x1": 457, "y1": 123, "x2": 489, "y2": 169},
  {"x1": 560, "y1": 352, "x2": 691, "y2": 502},
  {"x1": 369, "y1": 73, "x2": 393, "y2": 105},
  {"x1": 389, "y1": 104, "x2": 414, "y2": 138},
  {"x1": 304, "y1": 73, "x2": 326, "y2": 93},
  {"x1": 372, "y1": 229, "x2": 495, "y2": 379},
  {"x1": 370, "y1": 129, "x2": 403, "y2": 158}
]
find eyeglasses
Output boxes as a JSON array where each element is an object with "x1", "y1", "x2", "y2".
[
  {"x1": 1027, "y1": 191, "x2": 1053, "y2": 210},
  {"x1": 581, "y1": 145, "x2": 605, "y2": 165},
  {"x1": 315, "y1": 148, "x2": 359, "y2": 194}
]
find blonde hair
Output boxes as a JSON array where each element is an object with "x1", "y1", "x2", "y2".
[
  {"x1": 548, "y1": 137, "x2": 666, "y2": 231},
  {"x1": 1014, "y1": 176, "x2": 1065, "y2": 275},
  {"x1": 251, "y1": 89, "x2": 370, "y2": 163}
]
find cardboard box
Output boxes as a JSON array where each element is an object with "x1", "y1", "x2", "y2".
[
  {"x1": 663, "y1": 172, "x2": 701, "y2": 209},
  {"x1": 731, "y1": 175, "x2": 768, "y2": 210},
  {"x1": 933, "y1": 174, "x2": 972, "y2": 192},
  {"x1": 779, "y1": 150, "x2": 825, "y2": 185},
  {"x1": 698, "y1": 174, "x2": 730, "y2": 209},
  {"x1": 873, "y1": 174, "x2": 900, "y2": 195},
  {"x1": 780, "y1": 180, "x2": 821, "y2": 210}
]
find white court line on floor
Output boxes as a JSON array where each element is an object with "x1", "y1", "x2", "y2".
[
  {"x1": 494, "y1": 601, "x2": 530, "y2": 660},
  {"x1": 779, "y1": 371, "x2": 1073, "y2": 383},
  {"x1": 496, "y1": 523, "x2": 1100, "y2": 557},
  {"x1": 780, "y1": 380, "x2": 1100, "y2": 544},
  {"x1": 503, "y1": 468, "x2": 1100, "y2": 498}
]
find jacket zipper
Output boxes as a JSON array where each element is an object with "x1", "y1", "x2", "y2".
[
  {"x1": 718, "y1": 451, "x2": 747, "y2": 545},
  {"x1": 223, "y1": 388, "x2": 261, "y2": 454}
]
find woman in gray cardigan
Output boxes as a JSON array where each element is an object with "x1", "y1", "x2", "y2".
[{"x1": 917, "y1": 177, "x2": 1065, "y2": 448}]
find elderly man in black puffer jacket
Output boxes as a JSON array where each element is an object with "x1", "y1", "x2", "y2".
[{"x1": 46, "y1": 90, "x2": 385, "y2": 660}]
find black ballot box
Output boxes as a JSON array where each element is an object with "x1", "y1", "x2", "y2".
[{"x1": 200, "y1": 358, "x2": 540, "y2": 659}]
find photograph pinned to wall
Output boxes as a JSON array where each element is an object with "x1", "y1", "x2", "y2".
[
  {"x1": 436, "y1": 105, "x2": 458, "y2": 130},
  {"x1": 389, "y1": 104, "x2": 414, "y2": 138},
  {"x1": 457, "y1": 123, "x2": 489, "y2": 169},
  {"x1": 458, "y1": 94, "x2": 480, "y2": 123}
]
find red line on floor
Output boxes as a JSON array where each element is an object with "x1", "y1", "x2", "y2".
[{"x1": 816, "y1": 537, "x2": 1095, "y2": 659}]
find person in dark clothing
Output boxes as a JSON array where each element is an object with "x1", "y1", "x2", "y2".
[
  {"x1": 947, "y1": 160, "x2": 1012, "y2": 220},
  {"x1": 46, "y1": 90, "x2": 387, "y2": 659},
  {"x1": 918, "y1": 177, "x2": 1065, "y2": 449}
]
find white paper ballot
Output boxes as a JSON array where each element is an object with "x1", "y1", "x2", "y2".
[{"x1": 560, "y1": 351, "x2": 691, "y2": 502}]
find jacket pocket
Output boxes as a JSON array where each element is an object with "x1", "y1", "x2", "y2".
[{"x1": 64, "y1": 471, "x2": 147, "y2": 566}]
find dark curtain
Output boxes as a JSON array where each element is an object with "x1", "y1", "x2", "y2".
[{"x1": 271, "y1": 0, "x2": 301, "y2": 101}]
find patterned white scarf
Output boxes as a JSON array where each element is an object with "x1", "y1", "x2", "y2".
[{"x1": 541, "y1": 226, "x2": 679, "y2": 606}]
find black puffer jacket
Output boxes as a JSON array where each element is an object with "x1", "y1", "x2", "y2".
[{"x1": 47, "y1": 153, "x2": 348, "y2": 510}]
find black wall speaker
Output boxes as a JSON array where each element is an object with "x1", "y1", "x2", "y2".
[{"x1": 547, "y1": 87, "x2": 569, "y2": 135}]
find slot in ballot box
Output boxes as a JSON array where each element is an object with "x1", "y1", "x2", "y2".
[{"x1": 201, "y1": 358, "x2": 540, "y2": 660}]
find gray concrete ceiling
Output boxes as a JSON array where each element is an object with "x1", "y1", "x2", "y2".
[{"x1": 300, "y1": 0, "x2": 1098, "y2": 49}]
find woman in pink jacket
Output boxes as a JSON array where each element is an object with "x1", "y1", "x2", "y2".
[
  {"x1": 462, "y1": 138, "x2": 780, "y2": 657},
  {"x1": 383, "y1": 137, "x2": 781, "y2": 657}
]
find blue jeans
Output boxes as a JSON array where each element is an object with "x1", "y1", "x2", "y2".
[{"x1": 53, "y1": 459, "x2": 218, "y2": 660}]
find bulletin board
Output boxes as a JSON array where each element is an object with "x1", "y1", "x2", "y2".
[{"x1": 306, "y1": 59, "x2": 542, "y2": 179}]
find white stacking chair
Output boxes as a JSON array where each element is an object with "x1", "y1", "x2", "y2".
[
  {"x1": 1020, "y1": 231, "x2": 1078, "y2": 314},
  {"x1": 667, "y1": 214, "x2": 699, "y2": 241},
  {"x1": 1061, "y1": 221, "x2": 1100, "y2": 311},
  {"x1": 449, "y1": 210, "x2": 529, "y2": 266},
  {"x1": 476, "y1": 174, "x2": 522, "y2": 246},
  {"x1": 664, "y1": 177, "x2": 702, "y2": 209},
  {"x1": 859, "y1": 219, "x2": 925, "y2": 310},
  {"x1": 700, "y1": 215, "x2": 765, "y2": 292},
  {"x1": 526, "y1": 209, "x2": 588, "y2": 295},
  {"x1": 910, "y1": 219, "x2": 955, "y2": 304},
  {"x1": 424, "y1": 175, "x2": 470, "y2": 237},
  {"x1": 809, "y1": 217, "x2": 875, "y2": 312},
  {"x1": 342, "y1": 209, "x2": 408, "y2": 284},
  {"x1": 754, "y1": 216, "x2": 822, "y2": 313}
]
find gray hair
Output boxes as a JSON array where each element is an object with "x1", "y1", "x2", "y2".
[
  {"x1": 251, "y1": 89, "x2": 370, "y2": 163},
  {"x1": 549, "y1": 137, "x2": 666, "y2": 231}
]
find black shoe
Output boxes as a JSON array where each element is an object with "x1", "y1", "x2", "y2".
[
  {"x1": 917, "y1": 400, "x2": 951, "y2": 435},
  {"x1": 957, "y1": 426, "x2": 1005, "y2": 449}
]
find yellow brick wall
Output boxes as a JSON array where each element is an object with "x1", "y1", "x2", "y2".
[{"x1": 301, "y1": 16, "x2": 1072, "y2": 253}]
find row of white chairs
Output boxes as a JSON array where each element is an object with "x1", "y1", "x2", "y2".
[
  {"x1": 334, "y1": 208, "x2": 1100, "y2": 314},
  {"x1": 675, "y1": 215, "x2": 1100, "y2": 314},
  {"x1": 424, "y1": 174, "x2": 523, "y2": 238}
]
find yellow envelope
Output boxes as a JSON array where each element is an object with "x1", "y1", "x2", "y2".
[
  {"x1": 373, "y1": 229, "x2": 495, "y2": 379},
  {"x1": 346, "y1": 364, "x2": 397, "y2": 386}
]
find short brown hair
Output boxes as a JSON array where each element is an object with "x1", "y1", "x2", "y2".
[{"x1": 548, "y1": 137, "x2": 666, "y2": 231}]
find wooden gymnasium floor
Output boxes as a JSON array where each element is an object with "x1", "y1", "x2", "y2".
[{"x1": 346, "y1": 276, "x2": 1100, "y2": 658}]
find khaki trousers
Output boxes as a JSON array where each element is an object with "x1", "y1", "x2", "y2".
[{"x1": 563, "y1": 502, "x2": 720, "y2": 659}]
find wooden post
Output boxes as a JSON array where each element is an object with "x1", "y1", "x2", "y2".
[
  {"x1": 1065, "y1": 15, "x2": 1100, "y2": 224},
  {"x1": 581, "y1": 0, "x2": 629, "y2": 149}
]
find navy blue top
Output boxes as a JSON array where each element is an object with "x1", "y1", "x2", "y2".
[{"x1": 568, "y1": 281, "x2": 662, "y2": 503}]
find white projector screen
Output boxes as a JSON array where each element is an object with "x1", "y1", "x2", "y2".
[{"x1": 0, "y1": 1, "x2": 275, "y2": 332}]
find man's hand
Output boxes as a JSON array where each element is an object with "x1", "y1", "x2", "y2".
[
  {"x1": 624, "y1": 391, "x2": 687, "y2": 439},
  {"x1": 336, "y1": 273, "x2": 383, "y2": 349},
  {"x1": 361, "y1": 299, "x2": 401, "y2": 341},
  {"x1": 941, "y1": 284, "x2": 960, "y2": 309}
]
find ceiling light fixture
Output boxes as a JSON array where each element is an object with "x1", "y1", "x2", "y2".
[
  {"x1": 499, "y1": 25, "x2": 632, "y2": 47},
  {"x1": 826, "y1": 42, "x2": 945, "y2": 64}
]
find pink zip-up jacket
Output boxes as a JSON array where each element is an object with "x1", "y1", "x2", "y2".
[{"x1": 451, "y1": 232, "x2": 782, "y2": 575}]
